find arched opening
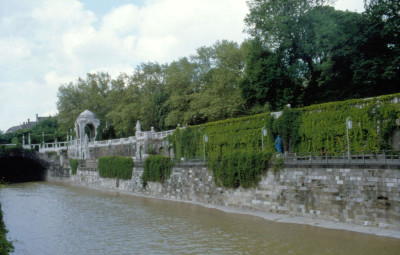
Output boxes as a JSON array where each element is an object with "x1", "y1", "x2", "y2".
[
  {"x1": 159, "y1": 146, "x2": 164, "y2": 156},
  {"x1": 84, "y1": 124, "x2": 96, "y2": 142}
]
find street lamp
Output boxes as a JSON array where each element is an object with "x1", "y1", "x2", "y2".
[
  {"x1": 346, "y1": 117, "x2": 352, "y2": 161},
  {"x1": 261, "y1": 126, "x2": 268, "y2": 151},
  {"x1": 203, "y1": 134, "x2": 208, "y2": 160},
  {"x1": 55, "y1": 131, "x2": 58, "y2": 147}
]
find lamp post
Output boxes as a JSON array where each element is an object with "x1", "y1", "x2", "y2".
[
  {"x1": 203, "y1": 134, "x2": 208, "y2": 160},
  {"x1": 346, "y1": 117, "x2": 352, "y2": 161},
  {"x1": 261, "y1": 126, "x2": 268, "y2": 152},
  {"x1": 42, "y1": 132, "x2": 45, "y2": 148},
  {"x1": 55, "y1": 131, "x2": 58, "y2": 148}
]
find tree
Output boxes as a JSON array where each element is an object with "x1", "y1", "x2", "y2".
[
  {"x1": 57, "y1": 73, "x2": 112, "y2": 133},
  {"x1": 350, "y1": 0, "x2": 400, "y2": 96},
  {"x1": 164, "y1": 57, "x2": 198, "y2": 127},
  {"x1": 107, "y1": 62, "x2": 169, "y2": 135},
  {"x1": 244, "y1": 1, "x2": 395, "y2": 106},
  {"x1": 188, "y1": 40, "x2": 246, "y2": 123},
  {"x1": 239, "y1": 39, "x2": 303, "y2": 110}
]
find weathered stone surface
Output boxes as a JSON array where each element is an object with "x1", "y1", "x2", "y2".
[{"x1": 47, "y1": 161, "x2": 400, "y2": 231}]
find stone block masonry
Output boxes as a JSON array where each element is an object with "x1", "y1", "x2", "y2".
[
  {"x1": 142, "y1": 166, "x2": 399, "y2": 230},
  {"x1": 48, "y1": 160, "x2": 400, "y2": 231}
]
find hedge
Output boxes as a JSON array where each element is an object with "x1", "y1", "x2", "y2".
[
  {"x1": 69, "y1": 159, "x2": 78, "y2": 175},
  {"x1": 98, "y1": 156, "x2": 133, "y2": 180},
  {"x1": 142, "y1": 155, "x2": 174, "y2": 187}
]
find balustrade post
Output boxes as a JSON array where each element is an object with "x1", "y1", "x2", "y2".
[
  {"x1": 383, "y1": 151, "x2": 386, "y2": 165},
  {"x1": 362, "y1": 151, "x2": 365, "y2": 165}
]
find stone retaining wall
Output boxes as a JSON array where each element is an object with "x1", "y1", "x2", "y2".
[{"x1": 47, "y1": 161, "x2": 400, "y2": 231}]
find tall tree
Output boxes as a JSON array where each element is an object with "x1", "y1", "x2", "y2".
[
  {"x1": 164, "y1": 57, "x2": 198, "y2": 127},
  {"x1": 351, "y1": 0, "x2": 400, "y2": 96},
  {"x1": 57, "y1": 72, "x2": 112, "y2": 133},
  {"x1": 239, "y1": 39, "x2": 303, "y2": 110},
  {"x1": 188, "y1": 40, "x2": 246, "y2": 123}
]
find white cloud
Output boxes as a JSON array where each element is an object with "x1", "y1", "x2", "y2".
[
  {"x1": 0, "y1": 0, "x2": 249, "y2": 131},
  {"x1": 100, "y1": 4, "x2": 141, "y2": 35},
  {"x1": 0, "y1": 37, "x2": 32, "y2": 64},
  {"x1": 334, "y1": 0, "x2": 365, "y2": 12}
]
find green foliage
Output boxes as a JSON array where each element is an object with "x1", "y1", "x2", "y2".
[
  {"x1": 208, "y1": 152, "x2": 272, "y2": 188},
  {"x1": 0, "y1": 117, "x2": 65, "y2": 145},
  {"x1": 272, "y1": 155, "x2": 284, "y2": 172},
  {"x1": 45, "y1": 151, "x2": 56, "y2": 157},
  {"x1": 0, "y1": 204, "x2": 14, "y2": 254},
  {"x1": 69, "y1": 159, "x2": 78, "y2": 175},
  {"x1": 142, "y1": 155, "x2": 174, "y2": 187},
  {"x1": 0, "y1": 146, "x2": 33, "y2": 156},
  {"x1": 169, "y1": 113, "x2": 276, "y2": 160},
  {"x1": 244, "y1": 0, "x2": 399, "y2": 109},
  {"x1": 98, "y1": 156, "x2": 133, "y2": 180},
  {"x1": 296, "y1": 94, "x2": 400, "y2": 153},
  {"x1": 239, "y1": 39, "x2": 303, "y2": 110},
  {"x1": 274, "y1": 107, "x2": 301, "y2": 152},
  {"x1": 169, "y1": 93, "x2": 400, "y2": 157}
]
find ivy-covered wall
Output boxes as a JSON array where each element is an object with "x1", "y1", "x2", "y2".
[
  {"x1": 297, "y1": 94, "x2": 400, "y2": 154},
  {"x1": 167, "y1": 93, "x2": 400, "y2": 158},
  {"x1": 98, "y1": 156, "x2": 133, "y2": 180},
  {"x1": 142, "y1": 155, "x2": 174, "y2": 187}
]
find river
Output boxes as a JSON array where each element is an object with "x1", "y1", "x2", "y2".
[{"x1": 1, "y1": 182, "x2": 399, "y2": 255}]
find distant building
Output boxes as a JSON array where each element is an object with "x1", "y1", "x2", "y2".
[{"x1": 6, "y1": 114, "x2": 50, "y2": 133}]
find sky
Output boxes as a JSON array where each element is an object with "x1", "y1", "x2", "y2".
[{"x1": 0, "y1": 0, "x2": 365, "y2": 132}]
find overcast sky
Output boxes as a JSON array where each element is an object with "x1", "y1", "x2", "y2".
[{"x1": 0, "y1": 0, "x2": 365, "y2": 132}]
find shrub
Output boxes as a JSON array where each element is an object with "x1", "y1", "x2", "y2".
[
  {"x1": 69, "y1": 158, "x2": 78, "y2": 175},
  {"x1": 98, "y1": 156, "x2": 133, "y2": 180},
  {"x1": 208, "y1": 151, "x2": 272, "y2": 188},
  {"x1": 142, "y1": 155, "x2": 174, "y2": 187}
]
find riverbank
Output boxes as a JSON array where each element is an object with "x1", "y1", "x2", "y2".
[
  {"x1": 0, "y1": 203, "x2": 14, "y2": 254},
  {"x1": 50, "y1": 179, "x2": 400, "y2": 239},
  {"x1": 45, "y1": 155, "x2": 400, "y2": 237}
]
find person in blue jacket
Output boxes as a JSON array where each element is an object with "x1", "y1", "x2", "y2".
[{"x1": 275, "y1": 135, "x2": 284, "y2": 153}]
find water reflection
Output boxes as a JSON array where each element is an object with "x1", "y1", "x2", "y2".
[{"x1": 1, "y1": 182, "x2": 399, "y2": 255}]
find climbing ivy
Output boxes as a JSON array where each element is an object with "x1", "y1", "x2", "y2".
[
  {"x1": 296, "y1": 94, "x2": 400, "y2": 154},
  {"x1": 142, "y1": 155, "x2": 174, "y2": 187},
  {"x1": 208, "y1": 151, "x2": 272, "y2": 188},
  {"x1": 274, "y1": 107, "x2": 301, "y2": 152},
  {"x1": 98, "y1": 156, "x2": 133, "y2": 180},
  {"x1": 168, "y1": 113, "x2": 276, "y2": 159},
  {"x1": 168, "y1": 93, "x2": 400, "y2": 157},
  {"x1": 69, "y1": 159, "x2": 78, "y2": 175}
]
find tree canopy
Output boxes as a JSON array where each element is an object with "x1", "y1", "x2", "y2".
[{"x1": 51, "y1": 0, "x2": 400, "y2": 139}]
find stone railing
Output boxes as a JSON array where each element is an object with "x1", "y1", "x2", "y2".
[{"x1": 32, "y1": 128, "x2": 176, "y2": 154}]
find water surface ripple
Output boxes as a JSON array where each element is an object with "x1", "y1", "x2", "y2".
[{"x1": 1, "y1": 182, "x2": 399, "y2": 255}]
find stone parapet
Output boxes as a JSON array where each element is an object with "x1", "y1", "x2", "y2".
[{"x1": 47, "y1": 160, "x2": 400, "y2": 231}]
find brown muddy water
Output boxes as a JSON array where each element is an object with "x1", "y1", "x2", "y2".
[{"x1": 1, "y1": 182, "x2": 399, "y2": 255}]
